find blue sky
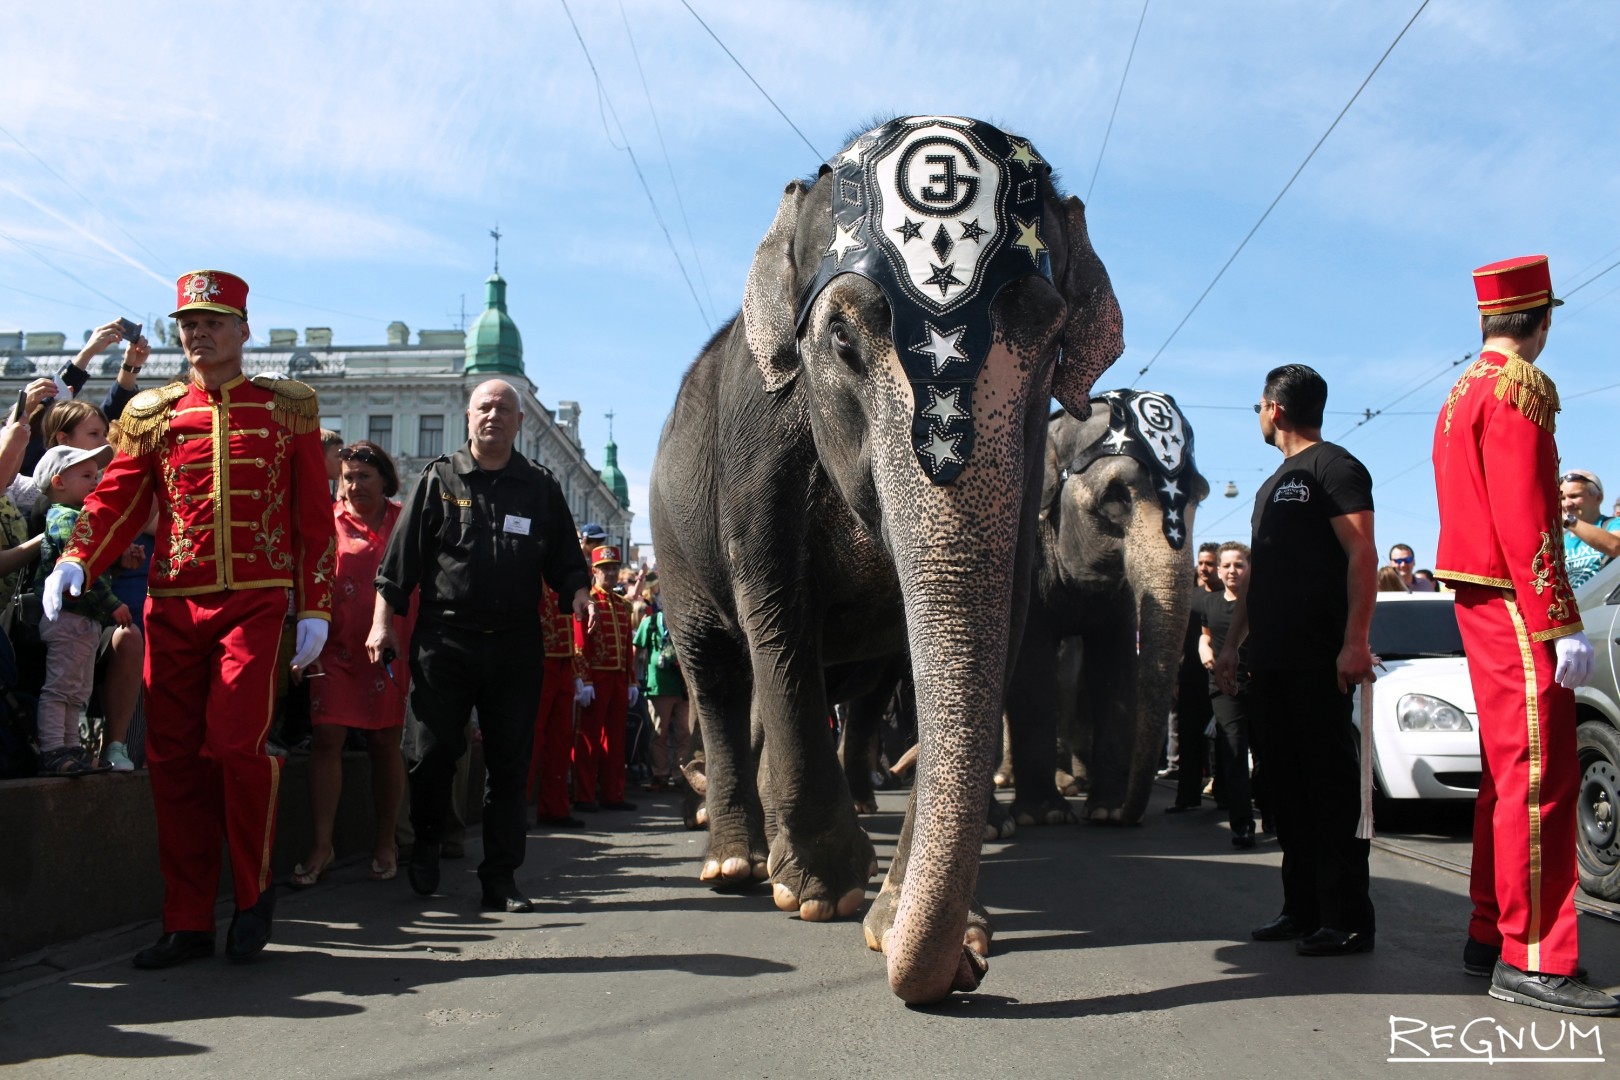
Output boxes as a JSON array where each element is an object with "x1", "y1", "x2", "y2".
[{"x1": 3, "y1": 1, "x2": 1618, "y2": 560}]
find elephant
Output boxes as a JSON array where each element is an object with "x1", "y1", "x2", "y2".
[
  {"x1": 648, "y1": 116, "x2": 1123, "y2": 1004},
  {"x1": 1005, "y1": 391, "x2": 1209, "y2": 827}
]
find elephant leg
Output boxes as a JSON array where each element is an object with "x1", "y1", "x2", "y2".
[
  {"x1": 1005, "y1": 614, "x2": 1077, "y2": 827},
  {"x1": 749, "y1": 641, "x2": 876, "y2": 922},
  {"x1": 865, "y1": 788, "x2": 991, "y2": 981},
  {"x1": 695, "y1": 661, "x2": 769, "y2": 887},
  {"x1": 1080, "y1": 603, "x2": 1137, "y2": 824},
  {"x1": 838, "y1": 679, "x2": 888, "y2": 816},
  {"x1": 680, "y1": 711, "x2": 707, "y2": 829}
]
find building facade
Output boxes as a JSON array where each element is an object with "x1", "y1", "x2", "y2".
[{"x1": 0, "y1": 273, "x2": 633, "y2": 551}]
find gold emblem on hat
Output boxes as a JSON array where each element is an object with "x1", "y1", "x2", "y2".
[{"x1": 183, "y1": 273, "x2": 220, "y2": 304}]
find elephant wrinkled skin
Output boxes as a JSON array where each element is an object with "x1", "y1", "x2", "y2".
[{"x1": 649, "y1": 117, "x2": 1123, "y2": 1004}]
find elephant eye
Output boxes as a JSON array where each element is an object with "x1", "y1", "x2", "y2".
[{"x1": 828, "y1": 320, "x2": 859, "y2": 365}]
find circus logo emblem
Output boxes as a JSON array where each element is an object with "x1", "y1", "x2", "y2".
[
  {"x1": 1128, "y1": 392, "x2": 1189, "y2": 474},
  {"x1": 1274, "y1": 478, "x2": 1311, "y2": 503}
]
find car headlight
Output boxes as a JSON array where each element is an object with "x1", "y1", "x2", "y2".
[{"x1": 1397, "y1": 693, "x2": 1473, "y2": 732}]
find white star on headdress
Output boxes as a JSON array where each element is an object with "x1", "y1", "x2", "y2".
[
  {"x1": 827, "y1": 221, "x2": 865, "y2": 265},
  {"x1": 1166, "y1": 507, "x2": 1181, "y2": 525},
  {"x1": 1168, "y1": 526, "x2": 1183, "y2": 544},
  {"x1": 921, "y1": 429, "x2": 963, "y2": 468},
  {"x1": 1008, "y1": 139, "x2": 1043, "y2": 170},
  {"x1": 834, "y1": 141, "x2": 868, "y2": 167},
  {"x1": 912, "y1": 323, "x2": 969, "y2": 375},
  {"x1": 924, "y1": 387, "x2": 968, "y2": 426},
  {"x1": 1159, "y1": 478, "x2": 1183, "y2": 500},
  {"x1": 1012, "y1": 216, "x2": 1047, "y2": 265},
  {"x1": 1103, "y1": 427, "x2": 1132, "y2": 451}
]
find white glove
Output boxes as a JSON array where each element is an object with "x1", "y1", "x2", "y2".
[
  {"x1": 1554, "y1": 631, "x2": 1595, "y2": 690},
  {"x1": 290, "y1": 618, "x2": 329, "y2": 672},
  {"x1": 574, "y1": 678, "x2": 596, "y2": 708},
  {"x1": 41, "y1": 562, "x2": 84, "y2": 622},
  {"x1": 628, "y1": 685, "x2": 640, "y2": 707}
]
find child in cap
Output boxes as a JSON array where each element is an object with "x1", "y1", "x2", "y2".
[{"x1": 32, "y1": 444, "x2": 132, "y2": 774}]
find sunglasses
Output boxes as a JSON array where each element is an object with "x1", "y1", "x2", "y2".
[
  {"x1": 1562, "y1": 472, "x2": 1601, "y2": 494},
  {"x1": 1391, "y1": 556, "x2": 1414, "y2": 565},
  {"x1": 1253, "y1": 401, "x2": 1267, "y2": 414},
  {"x1": 338, "y1": 446, "x2": 384, "y2": 468}
]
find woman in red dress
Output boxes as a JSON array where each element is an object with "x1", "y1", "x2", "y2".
[{"x1": 293, "y1": 440, "x2": 414, "y2": 884}]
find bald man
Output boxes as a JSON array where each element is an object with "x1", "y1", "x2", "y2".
[{"x1": 372, "y1": 380, "x2": 593, "y2": 912}]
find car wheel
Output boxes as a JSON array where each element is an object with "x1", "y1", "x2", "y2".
[{"x1": 1576, "y1": 720, "x2": 1620, "y2": 902}]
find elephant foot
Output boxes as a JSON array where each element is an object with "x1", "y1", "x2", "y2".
[
  {"x1": 1011, "y1": 795, "x2": 1078, "y2": 827},
  {"x1": 1083, "y1": 804, "x2": 1143, "y2": 826},
  {"x1": 1055, "y1": 769, "x2": 1084, "y2": 797},
  {"x1": 853, "y1": 799, "x2": 878, "y2": 815},
  {"x1": 993, "y1": 767, "x2": 1014, "y2": 789},
  {"x1": 984, "y1": 799, "x2": 1017, "y2": 841},
  {"x1": 765, "y1": 820, "x2": 877, "y2": 922},
  {"x1": 699, "y1": 813, "x2": 768, "y2": 888},
  {"x1": 681, "y1": 760, "x2": 711, "y2": 830}
]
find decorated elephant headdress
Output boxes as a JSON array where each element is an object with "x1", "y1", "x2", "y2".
[{"x1": 1063, "y1": 389, "x2": 1197, "y2": 550}]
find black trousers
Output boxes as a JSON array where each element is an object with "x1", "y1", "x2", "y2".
[
  {"x1": 1211, "y1": 691, "x2": 1253, "y2": 831},
  {"x1": 408, "y1": 621, "x2": 545, "y2": 884},
  {"x1": 1174, "y1": 677, "x2": 1213, "y2": 807},
  {"x1": 1247, "y1": 668, "x2": 1373, "y2": 935}
]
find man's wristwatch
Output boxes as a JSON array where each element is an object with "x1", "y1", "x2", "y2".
[
  {"x1": 121, "y1": 364, "x2": 142, "y2": 375},
  {"x1": 1565, "y1": 511, "x2": 1579, "y2": 529}
]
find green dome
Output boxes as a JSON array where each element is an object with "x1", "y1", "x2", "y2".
[
  {"x1": 600, "y1": 439, "x2": 630, "y2": 509},
  {"x1": 465, "y1": 273, "x2": 523, "y2": 375}
]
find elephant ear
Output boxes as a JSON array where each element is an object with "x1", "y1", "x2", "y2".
[
  {"x1": 742, "y1": 180, "x2": 810, "y2": 392},
  {"x1": 1053, "y1": 196, "x2": 1126, "y2": 421}
]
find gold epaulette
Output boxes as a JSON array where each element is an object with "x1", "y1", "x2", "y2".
[
  {"x1": 108, "y1": 382, "x2": 188, "y2": 457},
  {"x1": 251, "y1": 375, "x2": 321, "y2": 435},
  {"x1": 1493, "y1": 354, "x2": 1559, "y2": 434}
]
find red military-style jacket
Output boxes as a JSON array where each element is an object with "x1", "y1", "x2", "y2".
[
  {"x1": 574, "y1": 583, "x2": 633, "y2": 676},
  {"x1": 1433, "y1": 349, "x2": 1581, "y2": 643},
  {"x1": 63, "y1": 374, "x2": 336, "y2": 619},
  {"x1": 540, "y1": 581, "x2": 590, "y2": 681}
]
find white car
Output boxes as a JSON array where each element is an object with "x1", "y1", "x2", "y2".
[{"x1": 1351, "y1": 591, "x2": 1481, "y2": 802}]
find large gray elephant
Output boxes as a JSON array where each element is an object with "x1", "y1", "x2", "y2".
[
  {"x1": 649, "y1": 116, "x2": 1122, "y2": 1004},
  {"x1": 1005, "y1": 391, "x2": 1208, "y2": 827}
]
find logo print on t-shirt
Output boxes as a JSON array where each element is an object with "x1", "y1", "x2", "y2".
[{"x1": 1273, "y1": 478, "x2": 1310, "y2": 504}]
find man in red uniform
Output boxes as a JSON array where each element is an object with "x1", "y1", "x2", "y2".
[
  {"x1": 573, "y1": 545, "x2": 636, "y2": 812},
  {"x1": 1433, "y1": 254, "x2": 1619, "y2": 1016},
  {"x1": 530, "y1": 580, "x2": 589, "y2": 828},
  {"x1": 43, "y1": 270, "x2": 335, "y2": 969}
]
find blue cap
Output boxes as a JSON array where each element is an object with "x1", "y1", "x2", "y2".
[{"x1": 579, "y1": 522, "x2": 608, "y2": 540}]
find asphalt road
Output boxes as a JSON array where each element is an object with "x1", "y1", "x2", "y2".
[{"x1": 4, "y1": 782, "x2": 1618, "y2": 1078}]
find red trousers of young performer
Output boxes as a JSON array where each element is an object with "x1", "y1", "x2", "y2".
[
  {"x1": 142, "y1": 589, "x2": 287, "y2": 933},
  {"x1": 1453, "y1": 584, "x2": 1581, "y2": 976},
  {"x1": 574, "y1": 669, "x2": 628, "y2": 805},
  {"x1": 529, "y1": 656, "x2": 577, "y2": 819}
]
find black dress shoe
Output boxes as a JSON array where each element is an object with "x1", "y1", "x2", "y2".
[
  {"x1": 133, "y1": 930, "x2": 215, "y2": 969},
  {"x1": 480, "y1": 880, "x2": 534, "y2": 913},
  {"x1": 1251, "y1": 914, "x2": 1313, "y2": 941},
  {"x1": 1296, "y1": 927, "x2": 1375, "y2": 956},
  {"x1": 225, "y1": 887, "x2": 276, "y2": 961},
  {"x1": 538, "y1": 815, "x2": 587, "y2": 828},
  {"x1": 602, "y1": 800, "x2": 638, "y2": 811},
  {"x1": 1231, "y1": 825, "x2": 1256, "y2": 849},
  {"x1": 408, "y1": 841, "x2": 441, "y2": 896},
  {"x1": 1489, "y1": 959, "x2": 1620, "y2": 1016},
  {"x1": 1163, "y1": 803, "x2": 1199, "y2": 814}
]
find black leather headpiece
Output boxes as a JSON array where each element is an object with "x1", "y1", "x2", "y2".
[
  {"x1": 1063, "y1": 390, "x2": 1196, "y2": 550},
  {"x1": 794, "y1": 116, "x2": 1055, "y2": 485}
]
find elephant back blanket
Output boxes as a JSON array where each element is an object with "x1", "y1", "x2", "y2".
[
  {"x1": 795, "y1": 116, "x2": 1055, "y2": 485},
  {"x1": 1064, "y1": 390, "x2": 1195, "y2": 550}
]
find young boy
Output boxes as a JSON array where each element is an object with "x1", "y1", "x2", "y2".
[{"x1": 32, "y1": 444, "x2": 130, "y2": 774}]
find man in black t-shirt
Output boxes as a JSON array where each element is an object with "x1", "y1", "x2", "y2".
[{"x1": 1216, "y1": 364, "x2": 1378, "y2": 957}]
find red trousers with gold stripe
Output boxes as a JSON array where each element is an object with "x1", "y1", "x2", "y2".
[
  {"x1": 1453, "y1": 584, "x2": 1580, "y2": 976},
  {"x1": 574, "y1": 669, "x2": 628, "y2": 805},
  {"x1": 529, "y1": 656, "x2": 577, "y2": 819},
  {"x1": 143, "y1": 589, "x2": 287, "y2": 932}
]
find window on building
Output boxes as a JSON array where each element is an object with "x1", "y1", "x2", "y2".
[
  {"x1": 320, "y1": 417, "x2": 343, "y2": 437},
  {"x1": 419, "y1": 414, "x2": 444, "y2": 458},
  {"x1": 368, "y1": 415, "x2": 393, "y2": 452}
]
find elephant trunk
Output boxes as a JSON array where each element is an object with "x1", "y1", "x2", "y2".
[
  {"x1": 1120, "y1": 497, "x2": 1192, "y2": 821},
  {"x1": 882, "y1": 512, "x2": 1019, "y2": 1003}
]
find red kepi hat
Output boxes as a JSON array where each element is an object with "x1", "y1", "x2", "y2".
[
  {"x1": 171, "y1": 270, "x2": 249, "y2": 319},
  {"x1": 1472, "y1": 255, "x2": 1564, "y2": 316},
  {"x1": 591, "y1": 545, "x2": 622, "y2": 568}
]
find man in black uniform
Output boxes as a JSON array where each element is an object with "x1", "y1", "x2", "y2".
[
  {"x1": 1216, "y1": 364, "x2": 1378, "y2": 957},
  {"x1": 1165, "y1": 543, "x2": 1220, "y2": 806},
  {"x1": 370, "y1": 379, "x2": 593, "y2": 913}
]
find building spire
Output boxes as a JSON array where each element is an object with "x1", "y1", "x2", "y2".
[
  {"x1": 605, "y1": 408, "x2": 615, "y2": 442},
  {"x1": 489, "y1": 224, "x2": 502, "y2": 275}
]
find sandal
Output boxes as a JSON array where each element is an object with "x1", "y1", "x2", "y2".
[
  {"x1": 369, "y1": 845, "x2": 399, "y2": 881},
  {"x1": 291, "y1": 853, "x2": 335, "y2": 888}
]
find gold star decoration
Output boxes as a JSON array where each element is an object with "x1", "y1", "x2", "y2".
[
  {"x1": 1008, "y1": 139, "x2": 1042, "y2": 171},
  {"x1": 1011, "y1": 216, "x2": 1047, "y2": 265}
]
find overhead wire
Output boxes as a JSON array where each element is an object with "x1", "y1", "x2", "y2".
[
  {"x1": 678, "y1": 0, "x2": 823, "y2": 161},
  {"x1": 559, "y1": 0, "x2": 712, "y2": 331},
  {"x1": 1130, "y1": 0, "x2": 1430, "y2": 388},
  {"x1": 1086, "y1": 0, "x2": 1150, "y2": 204},
  {"x1": 0, "y1": 228, "x2": 135, "y2": 313},
  {"x1": 621, "y1": 1, "x2": 719, "y2": 326},
  {"x1": 0, "y1": 280, "x2": 120, "y2": 316}
]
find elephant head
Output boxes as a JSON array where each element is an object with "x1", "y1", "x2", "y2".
[{"x1": 742, "y1": 117, "x2": 1123, "y2": 1002}]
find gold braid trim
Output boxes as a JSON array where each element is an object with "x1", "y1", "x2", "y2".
[
  {"x1": 107, "y1": 382, "x2": 187, "y2": 457},
  {"x1": 251, "y1": 376, "x2": 321, "y2": 435},
  {"x1": 1492, "y1": 351, "x2": 1560, "y2": 434}
]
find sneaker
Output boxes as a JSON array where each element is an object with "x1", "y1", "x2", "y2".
[
  {"x1": 40, "y1": 747, "x2": 89, "y2": 775},
  {"x1": 103, "y1": 741, "x2": 135, "y2": 772}
]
